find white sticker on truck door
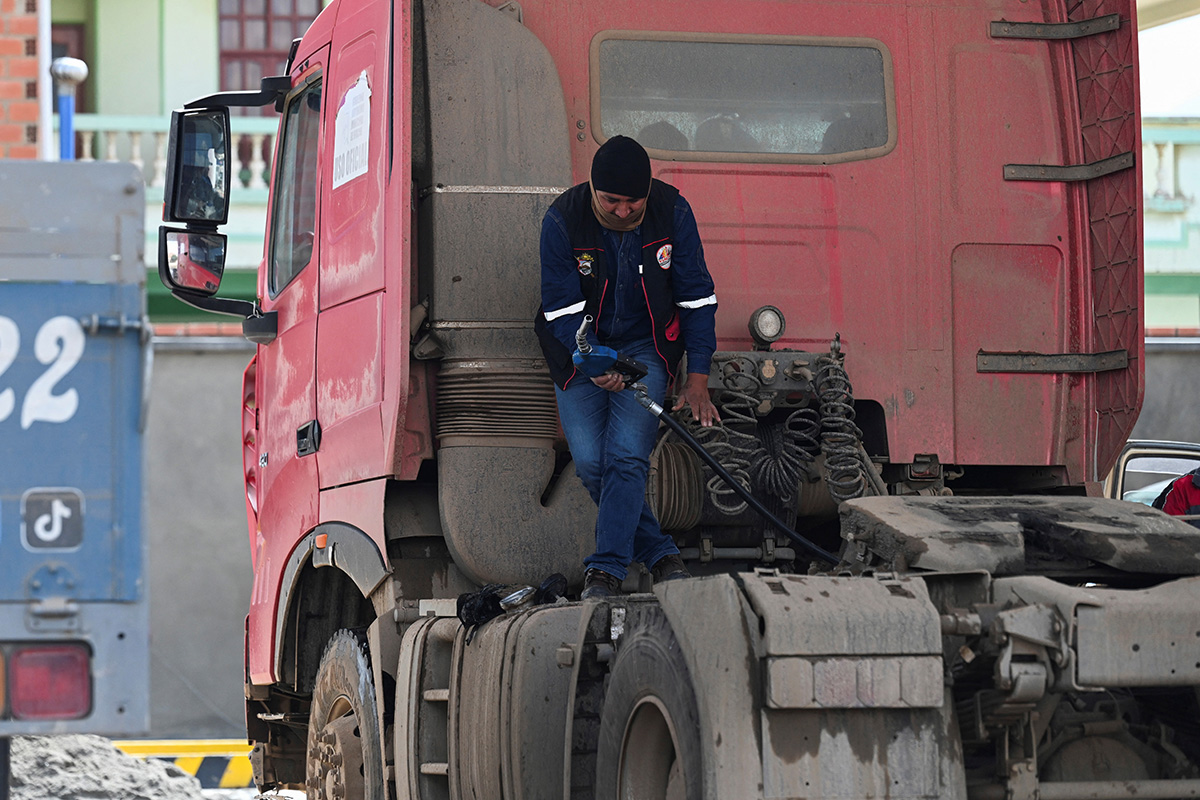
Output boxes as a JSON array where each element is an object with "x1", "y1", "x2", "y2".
[{"x1": 332, "y1": 71, "x2": 371, "y2": 189}]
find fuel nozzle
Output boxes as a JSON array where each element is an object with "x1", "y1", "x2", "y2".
[
  {"x1": 570, "y1": 314, "x2": 649, "y2": 384},
  {"x1": 576, "y1": 315, "x2": 594, "y2": 355}
]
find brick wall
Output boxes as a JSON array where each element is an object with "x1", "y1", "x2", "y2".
[{"x1": 0, "y1": 0, "x2": 39, "y2": 159}]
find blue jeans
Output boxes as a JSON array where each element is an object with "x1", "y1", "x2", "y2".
[{"x1": 555, "y1": 339, "x2": 679, "y2": 580}]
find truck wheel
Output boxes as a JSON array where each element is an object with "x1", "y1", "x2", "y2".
[
  {"x1": 306, "y1": 630, "x2": 384, "y2": 800},
  {"x1": 595, "y1": 608, "x2": 703, "y2": 800}
]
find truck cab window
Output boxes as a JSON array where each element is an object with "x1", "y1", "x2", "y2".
[
  {"x1": 595, "y1": 35, "x2": 893, "y2": 161},
  {"x1": 269, "y1": 76, "x2": 322, "y2": 297}
]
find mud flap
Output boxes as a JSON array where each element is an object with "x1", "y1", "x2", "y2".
[
  {"x1": 656, "y1": 572, "x2": 967, "y2": 800},
  {"x1": 759, "y1": 701, "x2": 960, "y2": 799}
]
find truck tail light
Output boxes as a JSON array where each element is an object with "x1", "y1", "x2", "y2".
[{"x1": 9, "y1": 644, "x2": 91, "y2": 720}]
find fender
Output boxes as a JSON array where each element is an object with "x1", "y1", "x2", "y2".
[
  {"x1": 273, "y1": 522, "x2": 389, "y2": 679},
  {"x1": 655, "y1": 573, "x2": 962, "y2": 800}
]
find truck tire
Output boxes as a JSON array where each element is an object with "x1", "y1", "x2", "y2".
[
  {"x1": 595, "y1": 607, "x2": 703, "y2": 800},
  {"x1": 306, "y1": 630, "x2": 385, "y2": 800}
]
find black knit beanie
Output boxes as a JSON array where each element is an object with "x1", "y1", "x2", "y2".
[{"x1": 590, "y1": 136, "x2": 651, "y2": 198}]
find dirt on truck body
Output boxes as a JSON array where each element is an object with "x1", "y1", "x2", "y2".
[{"x1": 156, "y1": 0, "x2": 1200, "y2": 797}]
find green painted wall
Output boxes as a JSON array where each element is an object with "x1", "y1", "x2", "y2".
[
  {"x1": 94, "y1": 0, "x2": 160, "y2": 115},
  {"x1": 162, "y1": 0, "x2": 220, "y2": 111},
  {"x1": 51, "y1": 0, "x2": 89, "y2": 23},
  {"x1": 82, "y1": 0, "x2": 218, "y2": 116}
]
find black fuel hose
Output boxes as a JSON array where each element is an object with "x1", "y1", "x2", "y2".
[{"x1": 631, "y1": 384, "x2": 840, "y2": 566}]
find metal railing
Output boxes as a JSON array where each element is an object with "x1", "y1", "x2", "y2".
[{"x1": 56, "y1": 114, "x2": 279, "y2": 190}]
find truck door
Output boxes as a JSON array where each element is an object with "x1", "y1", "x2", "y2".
[
  {"x1": 315, "y1": 0, "x2": 390, "y2": 489},
  {"x1": 247, "y1": 49, "x2": 328, "y2": 685}
]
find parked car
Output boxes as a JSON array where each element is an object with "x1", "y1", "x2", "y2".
[{"x1": 1105, "y1": 440, "x2": 1200, "y2": 506}]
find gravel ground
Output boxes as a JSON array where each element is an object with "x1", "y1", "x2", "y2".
[{"x1": 8, "y1": 735, "x2": 303, "y2": 800}]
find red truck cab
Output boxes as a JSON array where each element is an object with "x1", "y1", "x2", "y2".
[{"x1": 153, "y1": 0, "x2": 1191, "y2": 798}]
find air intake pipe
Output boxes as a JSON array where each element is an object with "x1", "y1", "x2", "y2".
[{"x1": 417, "y1": 0, "x2": 591, "y2": 586}]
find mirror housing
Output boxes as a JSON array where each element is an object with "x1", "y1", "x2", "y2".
[
  {"x1": 242, "y1": 313, "x2": 278, "y2": 345},
  {"x1": 154, "y1": 77, "x2": 290, "y2": 343},
  {"x1": 158, "y1": 227, "x2": 226, "y2": 296},
  {"x1": 157, "y1": 224, "x2": 259, "y2": 321},
  {"x1": 163, "y1": 108, "x2": 232, "y2": 226}
]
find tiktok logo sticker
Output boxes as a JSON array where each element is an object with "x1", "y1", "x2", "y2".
[{"x1": 21, "y1": 488, "x2": 84, "y2": 551}]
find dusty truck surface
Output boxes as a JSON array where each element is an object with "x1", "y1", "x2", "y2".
[
  {"x1": 0, "y1": 161, "x2": 151, "y2": 793},
  {"x1": 156, "y1": 0, "x2": 1200, "y2": 797}
]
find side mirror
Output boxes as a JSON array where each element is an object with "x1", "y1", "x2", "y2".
[
  {"x1": 163, "y1": 107, "x2": 232, "y2": 226},
  {"x1": 156, "y1": 225, "x2": 267, "y2": 334},
  {"x1": 158, "y1": 228, "x2": 227, "y2": 296}
]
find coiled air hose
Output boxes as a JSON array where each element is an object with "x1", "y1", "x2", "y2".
[
  {"x1": 816, "y1": 335, "x2": 868, "y2": 502},
  {"x1": 630, "y1": 384, "x2": 840, "y2": 566}
]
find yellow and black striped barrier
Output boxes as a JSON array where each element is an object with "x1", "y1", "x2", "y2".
[{"x1": 114, "y1": 739, "x2": 255, "y2": 789}]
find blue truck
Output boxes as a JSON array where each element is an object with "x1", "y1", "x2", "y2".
[{"x1": 0, "y1": 161, "x2": 150, "y2": 794}]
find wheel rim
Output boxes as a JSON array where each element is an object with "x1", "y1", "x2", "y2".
[
  {"x1": 617, "y1": 696, "x2": 685, "y2": 800},
  {"x1": 308, "y1": 696, "x2": 366, "y2": 800}
]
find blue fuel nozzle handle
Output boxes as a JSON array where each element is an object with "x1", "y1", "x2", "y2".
[
  {"x1": 573, "y1": 343, "x2": 622, "y2": 377},
  {"x1": 571, "y1": 315, "x2": 649, "y2": 383}
]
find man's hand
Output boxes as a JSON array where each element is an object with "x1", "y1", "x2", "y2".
[
  {"x1": 673, "y1": 372, "x2": 719, "y2": 427},
  {"x1": 591, "y1": 372, "x2": 626, "y2": 392}
]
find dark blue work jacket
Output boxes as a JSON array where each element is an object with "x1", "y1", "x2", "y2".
[{"x1": 536, "y1": 179, "x2": 717, "y2": 389}]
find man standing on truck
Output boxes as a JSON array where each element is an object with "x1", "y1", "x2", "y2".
[{"x1": 536, "y1": 135, "x2": 719, "y2": 599}]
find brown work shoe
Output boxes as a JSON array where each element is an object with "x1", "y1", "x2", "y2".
[
  {"x1": 650, "y1": 553, "x2": 690, "y2": 584},
  {"x1": 581, "y1": 568, "x2": 622, "y2": 600}
]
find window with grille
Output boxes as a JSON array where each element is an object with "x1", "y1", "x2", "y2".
[{"x1": 219, "y1": 0, "x2": 321, "y2": 102}]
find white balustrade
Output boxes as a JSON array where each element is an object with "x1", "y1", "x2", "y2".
[
  {"x1": 248, "y1": 133, "x2": 268, "y2": 190},
  {"x1": 78, "y1": 131, "x2": 95, "y2": 162},
  {"x1": 1152, "y1": 141, "x2": 1175, "y2": 199},
  {"x1": 58, "y1": 114, "x2": 277, "y2": 192}
]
